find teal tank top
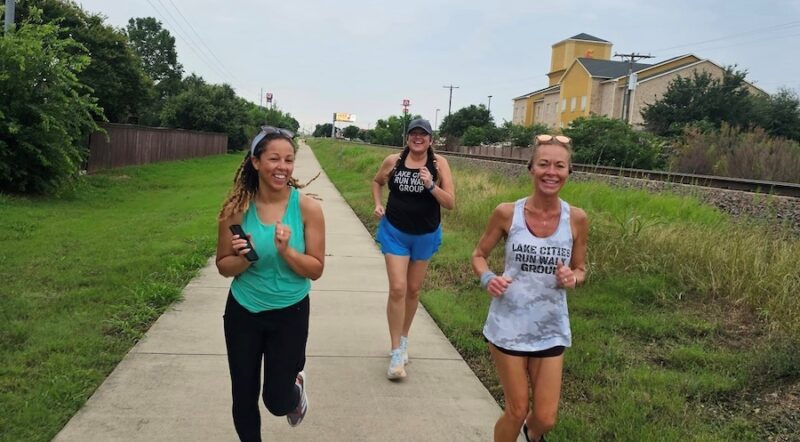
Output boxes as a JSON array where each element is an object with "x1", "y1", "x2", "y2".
[{"x1": 230, "y1": 188, "x2": 310, "y2": 312}]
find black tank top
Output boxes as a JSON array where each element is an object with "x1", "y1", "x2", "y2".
[{"x1": 385, "y1": 156, "x2": 440, "y2": 234}]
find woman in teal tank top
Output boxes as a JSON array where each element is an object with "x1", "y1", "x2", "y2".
[{"x1": 215, "y1": 127, "x2": 325, "y2": 441}]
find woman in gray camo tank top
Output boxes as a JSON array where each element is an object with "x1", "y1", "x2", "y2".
[{"x1": 471, "y1": 134, "x2": 588, "y2": 442}]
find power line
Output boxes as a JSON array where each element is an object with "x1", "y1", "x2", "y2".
[
  {"x1": 651, "y1": 20, "x2": 800, "y2": 53},
  {"x1": 161, "y1": 0, "x2": 239, "y2": 83},
  {"x1": 144, "y1": 0, "x2": 229, "y2": 83}
]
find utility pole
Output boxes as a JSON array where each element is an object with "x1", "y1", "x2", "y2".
[
  {"x1": 614, "y1": 52, "x2": 654, "y2": 123},
  {"x1": 5, "y1": 0, "x2": 16, "y2": 34},
  {"x1": 442, "y1": 84, "x2": 459, "y2": 117},
  {"x1": 487, "y1": 95, "x2": 493, "y2": 113}
]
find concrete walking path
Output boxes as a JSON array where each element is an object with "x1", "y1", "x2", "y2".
[{"x1": 54, "y1": 141, "x2": 517, "y2": 441}]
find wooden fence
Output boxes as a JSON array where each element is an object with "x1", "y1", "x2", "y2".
[{"x1": 86, "y1": 123, "x2": 228, "y2": 173}]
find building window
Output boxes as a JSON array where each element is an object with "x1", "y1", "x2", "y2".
[
  {"x1": 570, "y1": 97, "x2": 576, "y2": 112},
  {"x1": 581, "y1": 96, "x2": 587, "y2": 111},
  {"x1": 561, "y1": 99, "x2": 566, "y2": 113},
  {"x1": 545, "y1": 103, "x2": 550, "y2": 115}
]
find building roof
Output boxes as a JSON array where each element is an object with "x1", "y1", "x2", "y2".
[
  {"x1": 569, "y1": 33, "x2": 609, "y2": 43},
  {"x1": 577, "y1": 58, "x2": 652, "y2": 79},
  {"x1": 512, "y1": 85, "x2": 560, "y2": 101}
]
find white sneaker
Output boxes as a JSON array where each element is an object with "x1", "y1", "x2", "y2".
[
  {"x1": 387, "y1": 349, "x2": 406, "y2": 380},
  {"x1": 399, "y1": 336, "x2": 409, "y2": 365}
]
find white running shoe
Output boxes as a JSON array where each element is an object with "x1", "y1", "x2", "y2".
[{"x1": 387, "y1": 349, "x2": 406, "y2": 380}]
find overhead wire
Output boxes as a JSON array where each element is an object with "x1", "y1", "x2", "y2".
[
  {"x1": 161, "y1": 0, "x2": 240, "y2": 83},
  {"x1": 144, "y1": 0, "x2": 230, "y2": 84}
]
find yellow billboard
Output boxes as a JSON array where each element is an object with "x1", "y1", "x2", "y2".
[{"x1": 334, "y1": 113, "x2": 357, "y2": 122}]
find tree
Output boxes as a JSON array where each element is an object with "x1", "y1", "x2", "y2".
[
  {"x1": 439, "y1": 105, "x2": 494, "y2": 137},
  {"x1": 313, "y1": 123, "x2": 333, "y2": 138},
  {"x1": 246, "y1": 103, "x2": 300, "y2": 134},
  {"x1": 563, "y1": 115, "x2": 667, "y2": 170},
  {"x1": 17, "y1": 0, "x2": 154, "y2": 123},
  {"x1": 125, "y1": 17, "x2": 183, "y2": 99},
  {"x1": 160, "y1": 79, "x2": 250, "y2": 150},
  {"x1": 504, "y1": 122, "x2": 550, "y2": 147},
  {"x1": 342, "y1": 125, "x2": 361, "y2": 139},
  {"x1": 0, "y1": 10, "x2": 103, "y2": 193},
  {"x1": 370, "y1": 114, "x2": 421, "y2": 146},
  {"x1": 461, "y1": 127, "x2": 488, "y2": 146},
  {"x1": 752, "y1": 88, "x2": 800, "y2": 141},
  {"x1": 641, "y1": 67, "x2": 759, "y2": 137}
]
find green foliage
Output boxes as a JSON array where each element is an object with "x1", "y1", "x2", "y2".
[
  {"x1": 368, "y1": 114, "x2": 420, "y2": 146},
  {"x1": 17, "y1": 0, "x2": 154, "y2": 123},
  {"x1": 505, "y1": 122, "x2": 550, "y2": 147},
  {"x1": 0, "y1": 153, "x2": 238, "y2": 441},
  {"x1": 159, "y1": 76, "x2": 250, "y2": 150},
  {"x1": 461, "y1": 126, "x2": 488, "y2": 146},
  {"x1": 752, "y1": 88, "x2": 800, "y2": 141},
  {"x1": 0, "y1": 10, "x2": 103, "y2": 194},
  {"x1": 564, "y1": 115, "x2": 667, "y2": 169},
  {"x1": 247, "y1": 103, "x2": 300, "y2": 133},
  {"x1": 313, "y1": 123, "x2": 333, "y2": 137},
  {"x1": 641, "y1": 67, "x2": 760, "y2": 138},
  {"x1": 125, "y1": 17, "x2": 183, "y2": 98},
  {"x1": 439, "y1": 104, "x2": 494, "y2": 137},
  {"x1": 342, "y1": 125, "x2": 361, "y2": 139},
  {"x1": 671, "y1": 124, "x2": 800, "y2": 182}
]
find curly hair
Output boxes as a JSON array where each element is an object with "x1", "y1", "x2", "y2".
[{"x1": 218, "y1": 133, "x2": 314, "y2": 221}]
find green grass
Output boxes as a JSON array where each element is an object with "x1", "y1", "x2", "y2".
[
  {"x1": 0, "y1": 153, "x2": 244, "y2": 442},
  {"x1": 308, "y1": 138, "x2": 800, "y2": 442}
]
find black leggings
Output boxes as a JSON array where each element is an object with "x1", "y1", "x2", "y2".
[{"x1": 223, "y1": 292, "x2": 309, "y2": 442}]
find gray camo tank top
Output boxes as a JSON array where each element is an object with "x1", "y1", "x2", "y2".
[{"x1": 483, "y1": 197, "x2": 573, "y2": 351}]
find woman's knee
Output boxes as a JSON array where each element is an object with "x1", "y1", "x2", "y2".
[
  {"x1": 388, "y1": 284, "x2": 407, "y2": 301},
  {"x1": 263, "y1": 389, "x2": 296, "y2": 416},
  {"x1": 504, "y1": 397, "x2": 529, "y2": 423},
  {"x1": 531, "y1": 409, "x2": 557, "y2": 432}
]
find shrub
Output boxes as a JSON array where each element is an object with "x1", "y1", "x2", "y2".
[
  {"x1": 0, "y1": 11, "x2": 102, "y2": 194},
  {"x1": 671, "y1": 124, "x2": 800, "y2": 183},
  {"x1": 563, "y1": 115, "x2": 667, "y2": 169},
  {"x1": 505, "y1": 122, "x2": 550, "y2": 147},
  {"x1": 461, "y1": 126, "x2": 488, "y2": 146}
]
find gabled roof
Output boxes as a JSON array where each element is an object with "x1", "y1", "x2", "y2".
[
  {"x1": 512, "y1": 85, "x2": 560, "y2": 101},
  {"x1": 569, "y1": 33, "x2": 609, "y2": 43},
  {"x1": 576, "y1": 58, "x2": 652, "y2": 79}
]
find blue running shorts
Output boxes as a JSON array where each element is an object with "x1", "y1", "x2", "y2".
[{"x1": 376, "y1": 217, "x2": 442, "y2": 261}]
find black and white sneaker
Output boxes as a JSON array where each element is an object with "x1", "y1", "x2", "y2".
[{"x1": 286, "y1": 371, "x2": 307, "y2": 427}]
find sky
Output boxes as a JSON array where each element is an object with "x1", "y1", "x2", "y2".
[{"x1": 75, "y1": 0, "x2": 800, "y2": 133}]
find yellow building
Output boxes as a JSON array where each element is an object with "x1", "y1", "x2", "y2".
[{"x1": 512, "y1": 33, "x2": 764, "y2": 128}]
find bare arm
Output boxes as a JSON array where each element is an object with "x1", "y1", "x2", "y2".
[
  {"x1": 471, "y1": 203, "x2": 513, "y2": 297},
  {"x1": 277, "y1": 195, "x2": 325, "y2": 280},
  {"x1": 427, "y1": 154, "x2": 455, "y2": 210},
  {"x1": 371, "y1": 154, "x2": 397, "y2": 218},
  {"x1": 555, "y1": 206, "x2": 589, "y2": 288},
  {"x1": 216, "y1": 214, "x2": 253, "y2": 277}
]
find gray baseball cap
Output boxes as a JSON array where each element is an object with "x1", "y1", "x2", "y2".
[{"x1": 407, "y1": 118, "x2": 432, "y2": 135}]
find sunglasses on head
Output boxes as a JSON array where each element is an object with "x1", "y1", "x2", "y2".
[
  {"x1": 250, "y1": 126, "x2": 295, "y2": 155},
  {"x1": 534, "y1": 134, "x2": 571, "y2": 147}
]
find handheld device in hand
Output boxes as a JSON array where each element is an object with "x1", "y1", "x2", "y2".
[{"x1": 229, "y1": 224, "x2": 259, "y2": 262}]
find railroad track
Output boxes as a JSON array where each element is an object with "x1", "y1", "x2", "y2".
[
  {"x1": 323, "y1": 140, "x2": 800, "y2": 198},
  {"x1": 439, "y1": 150, "x2": 800, "y2": 199}
]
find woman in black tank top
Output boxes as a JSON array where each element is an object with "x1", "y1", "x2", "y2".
[{"x1": 371, "y1": 118, "x2": 456, "y2": 380}]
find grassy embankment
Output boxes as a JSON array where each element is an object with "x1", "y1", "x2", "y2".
[
  {"x1": 307, "y1": 138, "x2": 799, "y2": 441},
  {"x1": 0, "y1": 153, "x2": 244, "y2": 442}
]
